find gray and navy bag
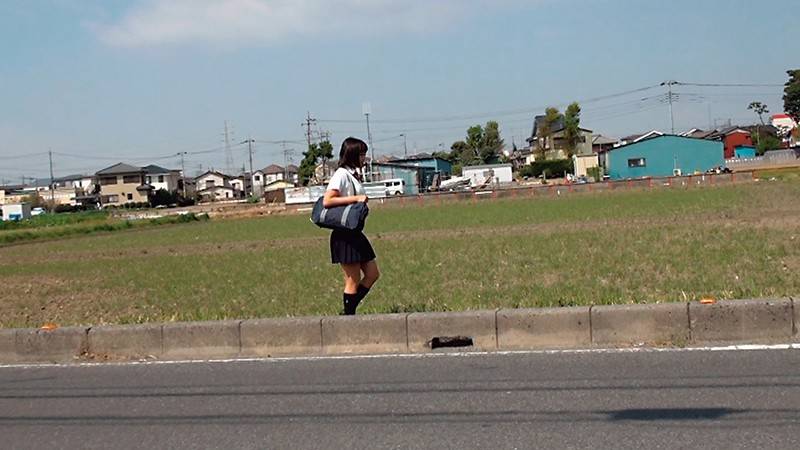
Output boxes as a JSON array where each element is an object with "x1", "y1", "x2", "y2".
[{"x1": 311, "y1": 198, "x2": 369, "y2": 232}]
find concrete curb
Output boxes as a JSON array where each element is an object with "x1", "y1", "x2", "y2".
[{"x1": 1, "y1": 297, "x2": 798, "y2": 364}]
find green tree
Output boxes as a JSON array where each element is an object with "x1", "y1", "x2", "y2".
[
  {"x1": 748, "y1": 101, "x2": 769, "y2": 149},
  {"x1": 784, "y1": 69, "x2": 800, "y2": 124},
  {"x1": 481, "y1": 121, "x2": 504, "y2": 163},
  {"x1": 562, "y1": 102, "x2": 582, "y2": 157},
  {"x1": 537, "y1": 107, "x2": 562, "y2": 159},
  {"x1": 298, "y1": 143, "x2": 322, "y2": 186}
]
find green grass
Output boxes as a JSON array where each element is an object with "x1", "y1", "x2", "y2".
[
  {"x1": 0, "y1": 212, "x2": 209, "y2": 245},
  {"x1": 1, "y1": 181, "x2": 798, "y2": 328}
]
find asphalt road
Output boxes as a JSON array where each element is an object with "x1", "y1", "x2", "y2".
[{"x1": 1, "y1": 348, "x2": 799, "y2": 449}]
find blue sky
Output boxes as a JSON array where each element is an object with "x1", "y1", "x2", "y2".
[{"x1": 0, "y1": 0, "x2": 796, "y2": 181}]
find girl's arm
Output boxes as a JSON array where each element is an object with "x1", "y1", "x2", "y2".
[{"x1": 323, "y1": 189, "x2": 367, "y2": 208}]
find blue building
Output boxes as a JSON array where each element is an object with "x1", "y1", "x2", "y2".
[
  {"x1": 602, "y1": 135, "x2": 724, "y2": 179},
  {"x1": 386, "y1": 155, "x2": 453, "y2": 176},
  {"x1": 733, "y1": 145, "x2": 756, "y2": 159}
]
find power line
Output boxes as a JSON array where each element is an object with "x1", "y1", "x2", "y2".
[{"x1": 677, "y1": 81, "x2": 784, "y2": 87}]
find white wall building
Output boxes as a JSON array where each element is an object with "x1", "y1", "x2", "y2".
[
  {"x1": 144, "y1": 165, "x2": 181, "y2": 193},
  {"x1": 462, "y1": 163, "x2": 514, "y2": 187},
  {"x1": 2, "y1": 203, "x2": 31, "y2": 221}
]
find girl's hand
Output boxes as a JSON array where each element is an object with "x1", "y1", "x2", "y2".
[{"x1": 355, "y1": 195, "x2": 368, "y2": 203}]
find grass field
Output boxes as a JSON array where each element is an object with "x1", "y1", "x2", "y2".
[{"x1": 1, "y1": 178, "x2": 799, "y2": 328}]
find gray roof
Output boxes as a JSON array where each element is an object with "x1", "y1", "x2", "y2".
[
  {"x1": 142, "y1": 164, "x2": 175, "y2": 174},
  {"x1": 96, "y1": 162, "x2": 143, "y2": 176}
]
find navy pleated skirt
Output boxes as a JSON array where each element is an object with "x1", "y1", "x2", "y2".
[{"x1": 330, "y1": 229, "x2": 376, "y2": 264}]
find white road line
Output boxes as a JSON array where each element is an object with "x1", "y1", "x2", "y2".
[{"x1": 1, "y1": 343, "x2": 799, "y2": 370}]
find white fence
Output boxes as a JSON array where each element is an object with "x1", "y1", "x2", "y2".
[{"x1": 726, "y1": 148, "x2": 800, "y2": 170}]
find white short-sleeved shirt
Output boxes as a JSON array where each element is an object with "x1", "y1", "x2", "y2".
[{"x1": 327, "y1": 167, "x2": 365, "y2": 197}]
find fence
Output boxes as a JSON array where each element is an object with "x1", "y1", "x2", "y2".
[
  {"x1": 725, "y1": 148, "x2": 800, "y2": 171},
  {"x1": 334, "y1": 171, "x2": 758, "y2": 211}
]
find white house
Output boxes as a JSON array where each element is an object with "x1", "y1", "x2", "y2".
[
  {"x1": 462, "y1": 163, "x2": 514, "y2": 187},
  {"x1": 144, "y1": 165, "x2": 182, "y2": 194},
  {"x1": 263, "y1": 164, "x2": 285, "y2": 184}
]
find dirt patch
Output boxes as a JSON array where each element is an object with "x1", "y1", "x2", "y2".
[{"x1": 0, "y1": 274, "x2": 147, "y2": 328}]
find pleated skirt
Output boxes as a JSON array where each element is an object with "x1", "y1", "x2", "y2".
[{"x1": 330, "y1": 229, "x2": 376, "y2": 264}]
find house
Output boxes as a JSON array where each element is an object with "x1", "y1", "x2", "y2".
[
  {"x1": 526, "y1": 115, "x2": 593, "y2": 158},
  {"x1": 286, "y1": 164, "x2": 299, "y2": 185},
  {"x1": 510, "y1": 147, "x2": 536, "y2": 169},
  {"x1": 313, "y1": 161, "x2": 338, "y2": 183},
  {"x1": 462, "y1": 163, "x2": 514, "y2": 187},
  {"x1": 704, "y1": 127, "x2": 753, "y2": 159},
  {"x1": 263, "y1": 164, "x2": 286, "y2": 184},
  {"x1": 264, "y1": 179, "x2": 295, "y2": 192},
  {"x1": 591, "y1": 135, "x2": 617, "y2": 153},
  {"x1": 385, "y1": 155, "x2": 453, "y2": 176},
  {"x1": 600, "y1": 135, "x2": 724, "y2": 180},
  {"x1": 195, "y1": 170, "x2": 240, "y2": 201},
  {"x1": 143, "y1": 165, "x2": 182, "y2": 195},
  {"x1": 95, "y1": 163, "x2": 152, "y2": 207},
  {"x1": 771, "y1": 113, "x2": 798, "y2": 147},
  {"x1": 615, "y1": 130, "x2": 664, "y2": 147},
  {"x1": 230, "y1": 174, "x2": 253, "y2": 195}
]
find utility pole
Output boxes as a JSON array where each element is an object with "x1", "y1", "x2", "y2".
[
  {"x1": 223, "y1": 120, "x2": 234, "y2": 175},
  {"x1": 48, "y1": 148, "x2": 55, "y2": 208},
  {"x1": 320, "y1": 130, "x2": 331, "y2": 179},
  {"x1": 400, "y1": 133, "x2": 408, "y2": 159},
  {"x1": 239, "y1": 138, "x2": 255, "y2": 196},
  {"x1": 282, "y1": 144, "x2": 295, "y2": 183},
  {"x1": 661, "y1": 80, "x2": 678, "y2": 134},
  {"x1": 363, "y1": 102, "x2": 374, "y2": 181},
  {"x1": 302, "y1": 112, "x2": 317, "y2": 150},
  {"x1": 177, "y1": 151, "x2": 188, "y2": 198}
]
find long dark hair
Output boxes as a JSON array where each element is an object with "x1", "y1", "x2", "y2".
[{"x1": 339, "y1": 137, "x2": 368, "y2": 177}]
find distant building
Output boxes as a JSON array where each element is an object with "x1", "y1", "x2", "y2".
[
  {"x1": 95, "y1": 163, "x2": 151, "y2": 207},
  {"x1": 600, "y1": 135, "x2": 724, "y2": 179},
  {"x1": 195, "y1": 170, "x2": 241, "y2": 201},
  {"x1": 527, "y1": 115, "x2": 593, "y2": 158},
  {"x1": 591, "y1": 135, "x2": 617, "y2": 153},
  {"x1": 143, "y1": 165, "x2": 182, "y2": 194},
  {"x1": 462, "y1": 163, "x2": 513, "y2": 187},
  {"x1": 386, "y1": 155, "x2": 453, "y2": 176},
  {"x1": 703, "y1": 127, "x2": 753, "y2": 159},
  {"x1": 2, "y1": 203, "x2": 31, "y2": 221}
]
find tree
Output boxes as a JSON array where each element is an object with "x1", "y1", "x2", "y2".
[
  {"x1": 562, "y1": 102, "x2": 582, "y2": 157},
  {"x1": 449, "y1": 121, "x2": 505, "y2": 166},
  {"x1": 748, "y1": 101, "x2": 769, "y2": 125},
  {"x1": 748, "y1": 101, "x2": 769, "y2": 150},
  {"x1": 481, "y1": 121, "x2": 504, "y2": 163},
  {"x1": 298, "y1": 143, "x2": 322, "y2": 186},
  {"x1": 536, "y1": 107, "x2": 562, "y2": 159},
  {"x1": 784, "y1": 69, "x2": 800, "y2": 124}
]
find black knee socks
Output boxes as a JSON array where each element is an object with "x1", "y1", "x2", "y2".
[{"x1": 342, "y1": 285, "x2": 372, "y2": 315}]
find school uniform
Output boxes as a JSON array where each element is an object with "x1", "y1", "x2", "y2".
[{"x1": 326, "y1": 167, "x2": 376, "y2": 264}]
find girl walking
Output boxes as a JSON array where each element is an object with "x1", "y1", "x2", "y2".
[{"x1": 323, "y1": 137, "x2": 380, "y2": 315}]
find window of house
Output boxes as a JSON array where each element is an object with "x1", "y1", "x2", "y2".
[
  {"x1": 254, "y1": 175, "x2": 261, "y2": 182},
  {"x1": 146, "y1": 176, "x2": 152, "y2": 184},
  {"x1": 158, "y1": 175, "x2": 164, "y2": 183},
  {"x1": 206, "y1": 180, "x2": 215, "y2": 189},
  {"x1": 628, "y1": 158, "x2": 646, "y2": 168},
  {"x1": 100, "y1": 176, "x2": 117, "y2": 185},
  {"x1": 123, "y1": 175, "x2": 140, "y2": 184},
  {"x1": 127, "y1": 193, "x2": 133, "y2": 201}
]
